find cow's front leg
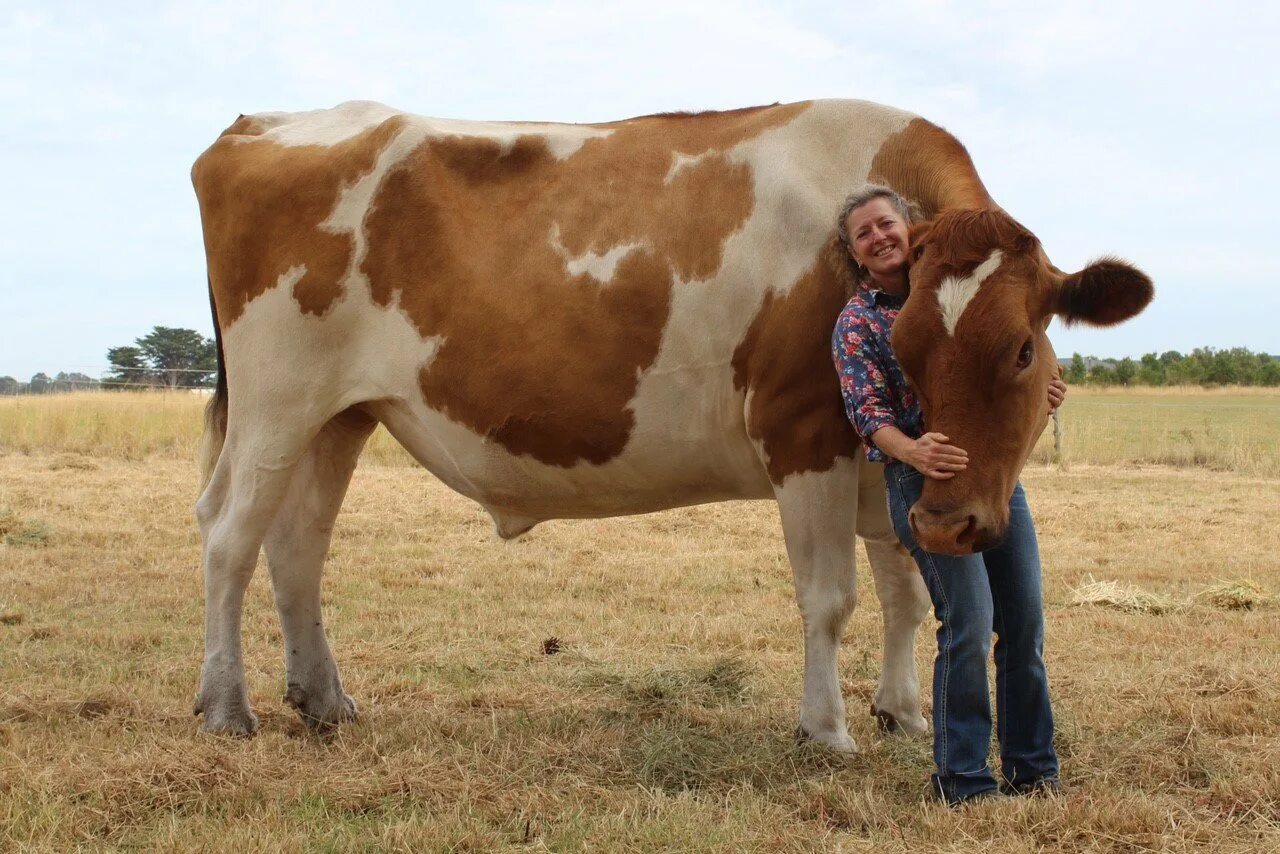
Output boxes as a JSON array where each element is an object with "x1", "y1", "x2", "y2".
[
  {"x1": 775, "y1": 460, "x2": 861, "y2": 753},
  {"x1": 857, "y1": 459, "x2": 930, "y2": 736}
]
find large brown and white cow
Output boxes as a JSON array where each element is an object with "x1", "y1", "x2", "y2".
[{"x1": 191, "y1": 99, "x2": 1150, "y2": 748}]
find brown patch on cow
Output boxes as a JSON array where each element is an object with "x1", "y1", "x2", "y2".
[
  {"x1": 869, "y1": 118, "x2": 996, "y2": 216},
  {"x1": 358, "y1": 102, "x2": 810, "y2": 467},
  {"x1": 732, "y1": 237, "x2": 860, "y2": 484},
  {"x1": 219, "y1": 114, "x2": 269, "y2": 137},
  {"x1": 192, "y1": 115, "x2": 408, "y2": 326}
]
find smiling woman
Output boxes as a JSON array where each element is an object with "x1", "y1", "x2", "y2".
[{"x1": 831, "y1": 184, "x2": 1071, "y2": 805}]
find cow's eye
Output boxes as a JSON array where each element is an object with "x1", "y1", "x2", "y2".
[{"x1": 1016, "y1": 339, "x2": 1034, "y2": 370}]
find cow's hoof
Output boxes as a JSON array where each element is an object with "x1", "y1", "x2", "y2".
[
  {"x1": 872, "y1": 703, "x2": 928, "y2": 737},
  {"x1": 283, "y1": 682, "x2": 357, "y2": 731},
  {"x1": 795, "y1": 725, "x2": 860, "y2": 754},
  {"x1": 195, "y1": 700, "x2": 259, "y2": 737},
  {"x1": 194, "y1": 689, "x2": 259, "y2": 737}
]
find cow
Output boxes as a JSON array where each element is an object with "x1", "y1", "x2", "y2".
[{"x1": 190, "y1": 99, "x2": 1149, "y2": 751}]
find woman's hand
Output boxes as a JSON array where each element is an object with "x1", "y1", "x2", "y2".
[
  {"x1": 907, "y1": 432, "x2": 968, "y2": 480},
  {"x1": 1048, "y1": 377, "x2": 1067, "y2": 415}
]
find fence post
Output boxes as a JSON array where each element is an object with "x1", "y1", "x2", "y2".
[{"x1": 1051, "y1": 408, "x2": 1064, "y2": 468}]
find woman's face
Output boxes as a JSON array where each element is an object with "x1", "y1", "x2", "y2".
[{"x1": 845, "y1": 197, "x2": 910, "y2": 282}]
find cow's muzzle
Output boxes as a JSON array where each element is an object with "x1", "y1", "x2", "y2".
[{"x1": 908, "y1": 504, "x2": 1004, "y2": 556}]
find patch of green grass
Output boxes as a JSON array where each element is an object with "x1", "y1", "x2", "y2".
[{"x1": 0, "y1": 510, "x2": 51, "y2": 547}]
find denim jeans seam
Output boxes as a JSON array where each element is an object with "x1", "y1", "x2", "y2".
[
  {"x1": 891, "y1": 465, "x2": 951, "y2": 778},
  {"x1": 992, "y1": 582, "x2": 1008, "y2": 779},
  {"x1": 922, "y1": 554, "x2": 951, "y2": 779}
]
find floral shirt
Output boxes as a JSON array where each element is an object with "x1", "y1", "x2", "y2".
[{"x1": 830, "y1": 285, "x2": 924, "y2": 463}]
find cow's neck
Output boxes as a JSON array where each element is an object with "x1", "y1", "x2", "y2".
[{"x1": 869, "y1": 118, "x2": 997, "y2": 219}]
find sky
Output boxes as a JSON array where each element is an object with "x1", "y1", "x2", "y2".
[{"x1": 2, "y1": 0, "x2": 1277, "y2": 381}]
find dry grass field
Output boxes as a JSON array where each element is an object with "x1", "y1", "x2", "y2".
[{"x1": 2, "y1": 391, "x2": 1279, "y2": 851}]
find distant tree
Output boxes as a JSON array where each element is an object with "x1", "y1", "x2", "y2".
[
  {"x1": 29, "y1": 372, "x2": 51, "y2": 394},
  {"x1": 52, "y1": 371, "x2": 99, "y2": 392},
  {"x1": 1113, "y1": 357, "x2": 1137, "y2": 386},
  {"x1": 69, "y1": 371, "x2": 98, "y2": 389},
  {"x1": 0, "y1": 376, "x2": 17, "y2": 395},
  {"x1": 1137, "y1": 353, "x2": 1165, "y2": 385},
  {"x1": 1064, "y1": 353, "x2": 1087, "y2": 384},
  {"x1": 1190, "y1": 347, "x2": 1241, "y2": 385},
  {"x1": 1226, "y1": 347, "x2": 1263, "y2": 385},
  {"x1": 1087, "y1": 364, "x2": 1115, "y2": 385},
  {"x1": 135, "y1": 326, "x2": 216, "y2": 388},
  {"x1": 1053, "y1": 348, "x2": 1274, "y2": 387},
  {"x1": 106, "y1": 346, "x2": 150, "y2": 389}
]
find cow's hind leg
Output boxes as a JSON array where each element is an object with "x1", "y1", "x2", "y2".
[
  {"x1": 262, "y1": 407, "x2": 376, "y2": 731},
  {"x1": 775, "y1": 459, "x2": 861, "y2": 753},
  {"x1": 857, "y1": 459, "x2": 930, "y2": 736},
  {"x1": 195, "y1": 421, "x2": 314, "y2": 735}
]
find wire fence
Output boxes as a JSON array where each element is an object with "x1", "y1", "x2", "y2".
[
  {"x1": 0, "y1": 367, "x2": 215, "y2": 395},
  {"x1": 1028, "y1": 393, "x2": 1280, "y2": 477}
]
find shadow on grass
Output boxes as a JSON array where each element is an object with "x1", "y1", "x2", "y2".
[
  {"x1": 579, "y1": 655, "x2": 752, "y2": 716},
  {"x1": 573, "y1": 656, "x2": 931, "y2": 795}
]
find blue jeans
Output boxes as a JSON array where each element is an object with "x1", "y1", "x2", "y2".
[{"x1": 885, "y1": 461, "x2": 1059, "y2": 803}]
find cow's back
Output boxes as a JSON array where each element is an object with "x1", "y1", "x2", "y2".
[{"x1": 193, "y1": 99, "x2": 926, "y2": 522}]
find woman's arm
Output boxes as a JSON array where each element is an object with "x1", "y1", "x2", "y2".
[
  {"x1": 872, "y1": 426, "x2": 968, "y2": 480},
  {"x1": 833, "y1": 311, "x2": 903, "y2": 446},
  {"x1": 833, "y1": 309, "x2": 969, "y2": 478}
]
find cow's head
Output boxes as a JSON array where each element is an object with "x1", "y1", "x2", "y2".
[{"x1": 891, "y1": 208, "x2": 1152, "y2": 554}]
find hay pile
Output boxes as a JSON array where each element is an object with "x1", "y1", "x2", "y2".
[
  {"x1": 1069, "y1": 577, "x2": 1275, "y2": 614},
  {"x1": 1194, "y1": 580, "x2": 1274, "y2": 611},
  {"x1": 1068, "y1": 577, "x2": 1182, "y2": 614}
]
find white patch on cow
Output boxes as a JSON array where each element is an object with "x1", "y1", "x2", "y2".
[
  {"x1": 276, "y1": 264, "x2": 307, "y2": 293},
  {"x1": 251, "y1": 101, "x2": 403, "y2": 147},
  {"x1": 246, "y1": 101, "x2": 612, "y2": 161},
  {"x1": 665, "y1": 151, "x2": 711, "y2": 184},
  {"x1": 320, "y1": 121, "x2": 434, "y2": 284},
  {"x1": 547, "y1": 224, "x2": 643, "y2": 283},
  {"x1": 936, "y1": 249, "x2": 1004, "y2": 337},
  {"x1": 224, "y1": 275, "x2": 444, "y2": 422}
]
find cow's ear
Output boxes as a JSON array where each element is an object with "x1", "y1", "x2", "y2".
[
  {"x1": 907, "y1": 220, "x2": 935, "y2": 264},
  {"x1": 1054, "y1": 257, "x2": 1153, "y2": 326}
]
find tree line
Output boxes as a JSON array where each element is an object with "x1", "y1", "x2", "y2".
[
  {"x1": 1, "y1": 326, "x2": 216, "y2": 395},
  {"x1": 1061, "y1": 347, "x2": 1279, "y2": 387}
]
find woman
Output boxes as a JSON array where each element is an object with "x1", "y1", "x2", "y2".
[{"x1": 830, "y1": 184, "x2": 1066, "y2": 805}]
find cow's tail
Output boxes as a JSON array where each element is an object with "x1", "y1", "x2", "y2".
[{"x1": 198, "y1": 276, "x2": 228, "y2": 493}]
